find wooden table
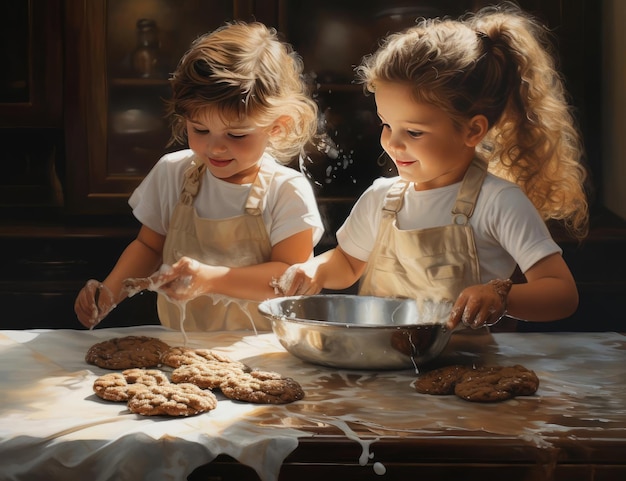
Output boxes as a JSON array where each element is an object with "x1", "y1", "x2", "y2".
[{"x1": 1, "y1": 326, "x2": 624, "y2": 481}]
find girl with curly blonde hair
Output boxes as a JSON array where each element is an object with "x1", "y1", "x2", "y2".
[
  {"x1": 280, "y1": 3, "x2": 589, "y2": 330},
  {"x1": 75, "y1": 22, "x2": 323, "y2": 331}
]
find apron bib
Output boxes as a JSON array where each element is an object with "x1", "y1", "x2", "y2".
[
  {"x1": 158, "y1": 158, "x2": 274, "y2": 331},
  {"x1": 359, "y1": 158, "x2": 487, "y2": 304}
]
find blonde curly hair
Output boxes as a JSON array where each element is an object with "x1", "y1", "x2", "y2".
[
  {"x1": 356, "y1": 2, "x2": 589, "y2": 239},
  {"x1": 165, "y1": 21, "x2": 318, "y2": 164}
]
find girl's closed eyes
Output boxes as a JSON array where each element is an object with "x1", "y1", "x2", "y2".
[
  {"x1": 379, "y1": 121, "x2": 425, "y2": 139},
  {"x1": 407, "y1": 130, "x2": 423, "y2": 139},
  {"x1": 74, "y1": 21, "x2": 323, "y2": 332},
  {"x1": 190, "y1": 129, "x2": 249, "y2": 140}
]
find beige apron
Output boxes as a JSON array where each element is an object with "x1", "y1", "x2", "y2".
[
  {"x1": 157, "y1": 158, "x2": 274, "y2": 331},
  {"x1": 359, "y1": 158, "x2": 487, "y2": 305}
]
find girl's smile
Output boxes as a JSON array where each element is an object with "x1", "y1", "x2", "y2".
[
  {"x1": 374, "y1": 81, "x2": 475, "y2": 190},
  {"x1": 394, "y1": 159, "x2": 417, "y2": 168},
  {"x1": 186, "y1": 110, "x2": 271, "y2": 185},
  {"x1": 208, "y1": 157, "x2": 234, "y2": 167}
]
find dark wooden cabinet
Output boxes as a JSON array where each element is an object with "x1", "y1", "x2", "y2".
[
  {"x1": 0, "y1": 0, "x2": 63, "y2": 128},
  {"x1": 58, "y1": 0, "x2": 605, "y2": 217},
  {"x1": 64, "y1": 0, "x2": 243, "y2": 214},
  {"x1": 0, "y1": 224, "x2": 160, "y2": 329},
  {"x1": 0, "y1": 0, "x2": 605, "y2": 215},
  {"x1": 65, "y1": 0, "x2": 590, "y2": 213},
  {"x1": 0, "y1": 0, "x2": 623, "y2": 332},
  {"x1": 0, "y1": 0, "x2": 64, "y2": 215}
]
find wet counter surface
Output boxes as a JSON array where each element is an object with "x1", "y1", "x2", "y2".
[{"x1": 0, "y1": 326, "x2": 624, "y2": 481}]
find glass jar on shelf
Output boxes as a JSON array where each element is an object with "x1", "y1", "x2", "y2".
[{"x1": 131, "y1": 18, "x2": 162, "y2": 78}]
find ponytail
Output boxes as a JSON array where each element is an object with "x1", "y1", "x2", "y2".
[{"x1": 467, "y1": 3, "x2": 589, "y2": 238}]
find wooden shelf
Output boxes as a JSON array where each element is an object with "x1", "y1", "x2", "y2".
[{"x1": 109, "y1": 78, "x2": 169, "y2": 87}]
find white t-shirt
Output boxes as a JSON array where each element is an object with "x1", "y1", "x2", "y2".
[
  {"x1": 337, "y1": 174, "x2": 562, "y2": 283},
  {"x1": 129, "y1": 149, "x2": 324, "y2": 247}
]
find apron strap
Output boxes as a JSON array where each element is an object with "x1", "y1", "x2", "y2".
[
  {"x1": 178, "y1": 156, "x2": 276, "y2": 214},
  {"x1": 379, "y1": 158, "x2": 487, "y2": 224},
  {"x1": 180, "y1": 160, "x2": 206, "y2": 206},
  {"x1": 245, "y1": 158, "x2": 276, "y2": 215},
  {"x1": 451, "y1": 158, "x2": 488, "y2": 225},
  {"x1": 381, "y1": 180, "x2": 411, "y2": 218}
]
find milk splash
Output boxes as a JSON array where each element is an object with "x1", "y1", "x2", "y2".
[
  {"x1": 200, "y1": 292, "x2": 259, "y2": 336},
  {"x1": 125, "y1": 268, "x2": 259, "y2": 344},
  {"x1": 165, "y1": 295, "x2": 258, "y2": 345},
  {"x1": 288, "y1": 414, "x2": 387, "y2": 476}
]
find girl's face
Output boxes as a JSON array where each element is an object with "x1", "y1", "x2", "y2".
[
  {"x1": 186, "y1": 108, "x2": 271, "y2": 184},
  {"x1": 374, "y1": 81, "x2": 476, "y2": 190}
]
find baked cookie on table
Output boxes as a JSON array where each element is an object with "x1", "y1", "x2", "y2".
[
  {"x1": 127, "y1": 383, "x2": 218, "y2": 416},
  {"x1": 454, "y1": 364, "x2": 539, "y2": 402},
  {"x1": 414, "y1": 364, "x2": 471, "y2": 395},
  {"x1": 220, "y1": 370, "x2": 305, "y2": 404},
  {"x1": 414, "y1": 363, "x2": 539, "y2": 402},
  {"x1": 93, "y1": 368, "x2": 170, "y2": 402},
  {"x1": 160, "y1": 346, "x2": 248, "y2": 370},
  {"x1": 171, "y1": 360, "x2": 248, "y2": 389},
  {"x1": 85, "y1": 335, "x2": 170, "y2": 370}
]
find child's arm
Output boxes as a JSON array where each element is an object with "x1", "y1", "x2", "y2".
[
  {"x1": 278, "y1": 246, "x2": 367, "y2": 296},
  {"x1": 74, "y1": 225, "x2": 165, "y2": 327},
  {"x1": 448, "y1": 253, "x2": 578, "y2": 329},
  {"x1": 506, "y1": 253, "x2": 579, "y2": 321},
  {"x1": 147, "y1": 229, "x2": 324, "y2": 302}
]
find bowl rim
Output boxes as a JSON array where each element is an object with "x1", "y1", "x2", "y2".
[{"x1": 258, "y1": 294, "x2": 450, "y2": 330}]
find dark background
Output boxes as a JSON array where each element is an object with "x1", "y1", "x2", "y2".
[{"x1": 0, "y1": 0, "x2": 623, "y2": 332}]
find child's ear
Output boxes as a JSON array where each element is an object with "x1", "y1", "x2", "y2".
[
  {"x1": 465, "y1": 115, "x2": 489, "y2": 147},
  {"x1": 269, "y1": 115, "x2": 291, "y2": 137}
]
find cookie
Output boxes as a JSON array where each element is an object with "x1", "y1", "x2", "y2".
[
  {"x1": 161, "y1": 346, "x2": 246, "y2": 370},
  {"x1": 414, "y1": 365, "x2": 471, "y2": 395},
  {"x1": 93, "y1": 368, "x2": 169, "y2": 402},
  {"x1": 122, "y1": 368, "x2": 170, "y2": 386},
  {"x1": 171, "y1": 360, "x2": 247, "y2": 389},
  {"x1": 454, "y1": 364, "x2": 539, "y2": 402},
  {"x1": 220, "y1": 370, "x2": 305, "y2": 404},
  {"x1": 86, "y1": 336, "x2": 170, "y2": 370},
  {"x1": 127, "y1": 383, "x2": 218, "y2": 416}
]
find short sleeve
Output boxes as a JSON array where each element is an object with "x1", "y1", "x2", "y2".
[
  {"x1": 129, "y1": 151, "x2": 191, "y2": 235},
  {"x1": 481, "y1": 182, "x2": 562, "y2": 274},
  {"x1": 266, "y1": 172, "x2": 324, "y2": 247},
  {"x1": 336, "y1": 178, "x2": 393, "y2": 261}
]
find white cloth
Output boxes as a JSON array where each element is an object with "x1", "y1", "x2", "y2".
[
  {"x1": 0, "y1": 327, "x2": 305, "y2": 481},
  {"x1": 1, "y1": 327, "x2": 625, "y2": 481},
  {"x1": 129, "y1": 149, "x2": 324, "y2": 247},
  {"x1": 337, "y1": 173, "x2": 562, "y2": 282}
]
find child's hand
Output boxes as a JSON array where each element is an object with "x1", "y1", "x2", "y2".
[
  {"x1": 74, "y1": 279, "x2": 117, "y2": 329},
  {"x1": 275, "y1": 263, "x2": 323, "y2": 296},
  {"x1": 149, "y1": 257, "x2": 208, "y2": 302},
  {"x1": 447, "y1": 279, "x2": 512, "y2": 330}
]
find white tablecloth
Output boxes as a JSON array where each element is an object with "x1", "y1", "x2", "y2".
[{"x1": 1, "y1": 326, "x2": 625, "y2": 481}]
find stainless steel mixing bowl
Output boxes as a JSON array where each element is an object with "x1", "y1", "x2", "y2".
[{"x1": 258, "y1": 295, "x2": 455, "y2": 370}]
